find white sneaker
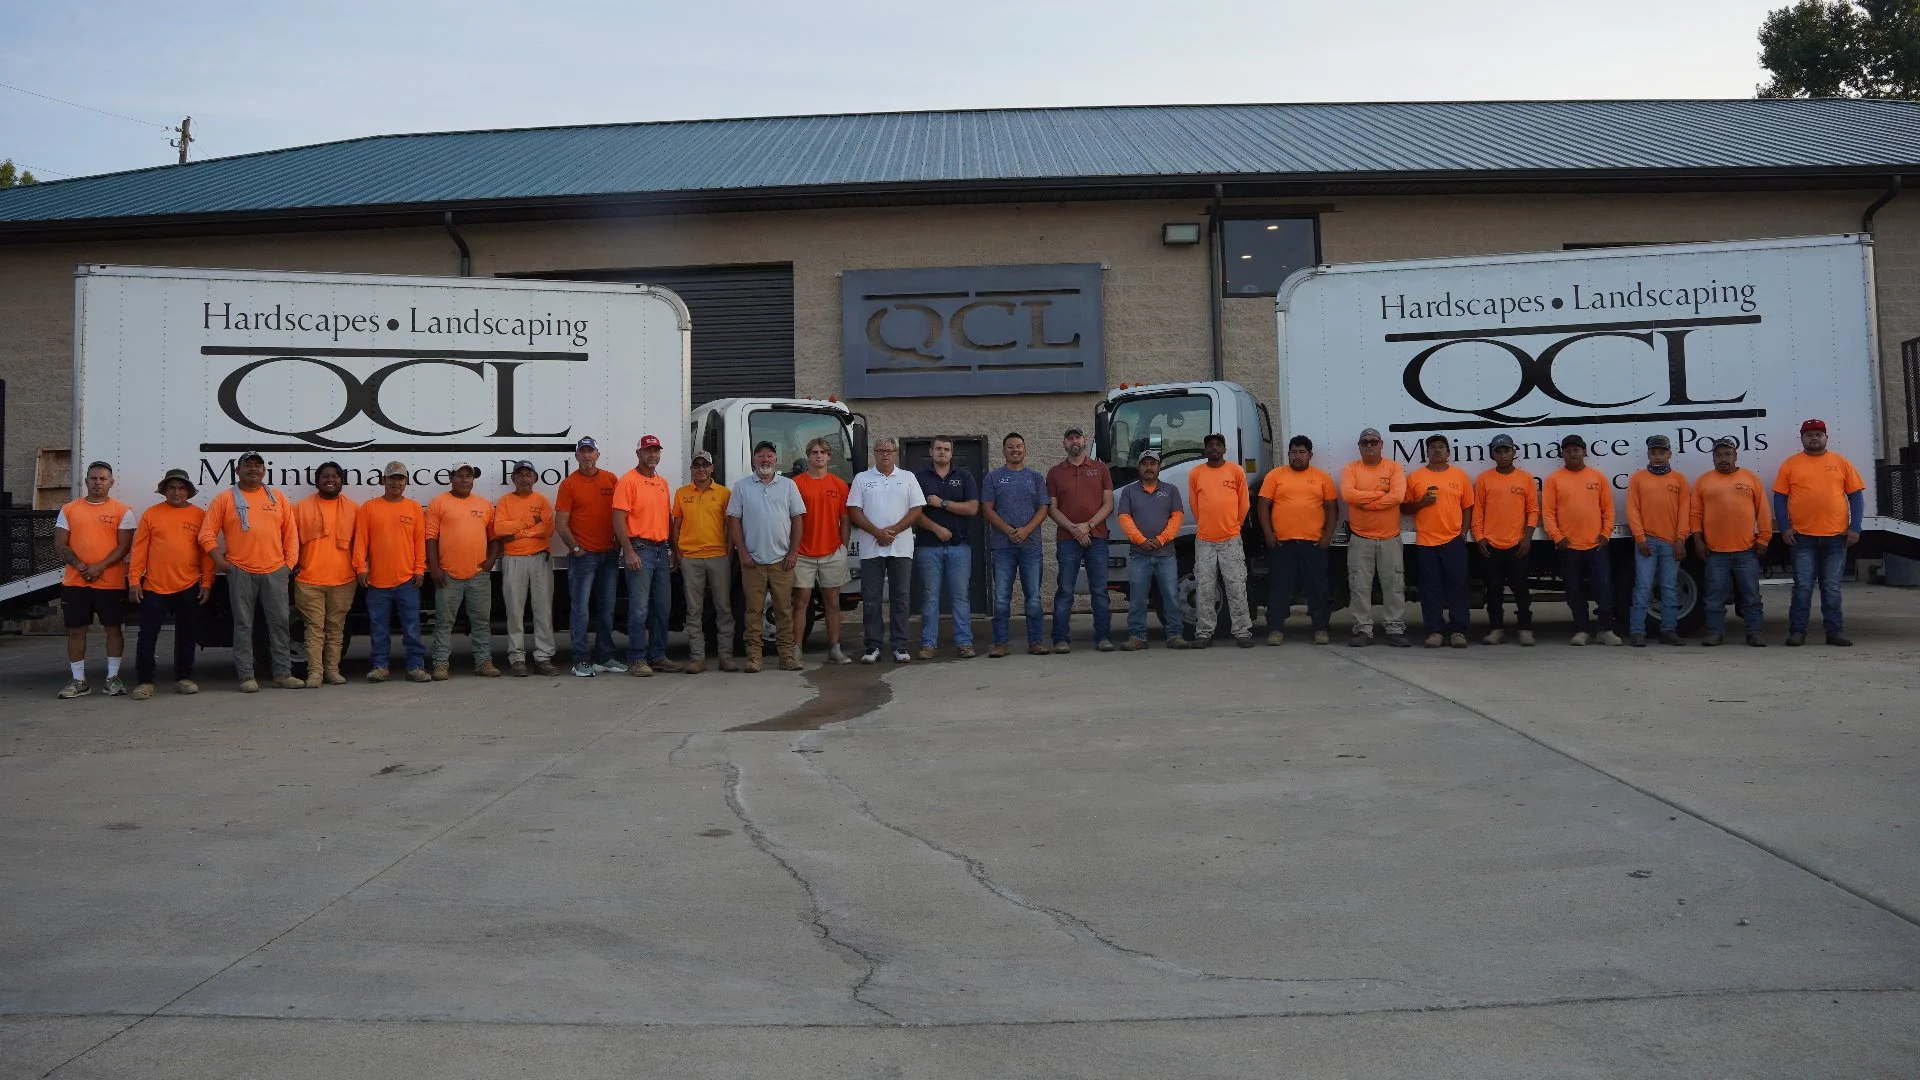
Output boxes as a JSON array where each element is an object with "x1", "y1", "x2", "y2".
[
  {"x1": 828, "y1": 644, "x2": 853, "y2": 665},
  {"x1": 860, "y1": 647, "x2": 880, "y2": 664},
  {"x1": 1570, "y1": 631, "x2": 1590, "y2": 646},
  {"x1": 892, "y1": 649, "x2": 911, "y2": 663}
]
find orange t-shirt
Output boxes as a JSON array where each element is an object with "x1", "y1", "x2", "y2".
[
  {"x1": 1472, "y1": 468, "x2": 1539, "y2": 549},
  {"x1": 611, "y1": 470, "x2": 672, "y2": 543},
  {"x1": 1542, "y1": 467, "x2": 1614, "y2": 550},
  {"x1": 1691, "y1": 468, "x2": 1772, "y2": 553},
  {"x1": 129, "y1": 502, "x2": 211, "y2": 594},
  {"x1": 295, "y1": 493, "x2": 359, "y2": 587},
  {"x1": 199, "y1": 487, "x2": 298, "y2": 574},
  {"x1": 555, "y1": 469, "x2": 618, "y2": 553},
  {"x1": 1627, "y1": 470, "x2": 1690, "y2": 545},
  {"x1": 426, "y1": 493, "x2": 496, "y2": 579},
  {"x1": 1340, "y1": 459, "x2": 1407, "y2": 540},
  {"x1": 1186, "y1": 462, "x2": 1249, "y2": 543},
  {"x1": 58, "y1": 497, "x2": 134, "y2": 589},
  {"x1": 1257, "y1": 466, "x2": 1337, "y2": 542},
  {"x1": 1405, "y1": 465, "x2": 1475, "y2": 546},
  {"x1": 493, "y1": 491, "x2": 556, "y2": 557},
  {"x1": 1772, "y1": 451, "x2": 1865, "y2": 536},
  {"x1": 353, "y1": 496, "x2": 427, "y2": 589},
  {"x1": 792, "y1": 471, "x2": 851, "y2": 558}
]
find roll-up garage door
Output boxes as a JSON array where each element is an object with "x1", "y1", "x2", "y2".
[{"x1": 516, "y1": 263, "x2": 794, "y2": 406}]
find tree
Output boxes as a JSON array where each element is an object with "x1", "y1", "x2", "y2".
[
  {"x1": 0, "y1": 159, "x2": 37, "y2": 187},
  {"x1": 1757, "y1": 0, "x2": 1920, "y2": 98}
]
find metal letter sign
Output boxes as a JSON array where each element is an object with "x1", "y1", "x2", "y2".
[{"x1": 842, "y1": 264, "x2": 1104, "y2": 398}]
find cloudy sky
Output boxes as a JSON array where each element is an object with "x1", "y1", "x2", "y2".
[{"x1": 4, "y1": 0, "x2": 1788, "y2": 182}]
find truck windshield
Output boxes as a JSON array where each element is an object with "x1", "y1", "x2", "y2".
[
  {"x1": 749, "y1": 408, "x2": 854, "y2": 482},
  {"x1": 1105, "y1": 392, "x2": 1212, "y2": 485}
]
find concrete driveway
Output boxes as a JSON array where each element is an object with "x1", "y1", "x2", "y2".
[{"x1": 3, "y1": 585, "x2": 1917, "y2": 1077}]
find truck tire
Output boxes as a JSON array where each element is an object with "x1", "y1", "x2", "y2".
[{"x1": 1615, "y1": 549, "x2": 1706, "y2": 636}]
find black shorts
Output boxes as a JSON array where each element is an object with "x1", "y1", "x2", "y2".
[{"x1": 62, "y1": 585, "x2": 128, "y2": 628}]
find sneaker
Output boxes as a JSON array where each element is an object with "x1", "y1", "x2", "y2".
[
  {"x1": 175, "y1": 679, "x2": 199, "y2": 694},
  {"x1": 1053, "y1": 641, "x2": 1071, "y2": 654},
  {"x1": 1570, "y1": 632, "x2": 1590, "y2": 647},
  {"x1": 1784, "y1": 633, "x2": 1805, "y2": 646},
  {"x1": 1517, "y1": 630, "x2": 1536, "y2": 647},
  {"x1": 629, "y1": 661, "x2": 653, "y2": 677},
  {"x1": 406, "y1": 668, "x2": 432, "y2": 683},
  {"x1": 1825, "y1": 633, "x2": 1854, "y2": 647},
  {"x1": 828, "y1": 644, "x2": 854, "y2": 666},
  {"x1": 1312, "y1": 630, "x2": 1330, "y2": 645},
  {"x1": 304, "y1": 672, "x2": 324, "y2": 689},
  {"x1": 781, "y1": 656, "x2": 805, "y2": 671},
  {"x1": 1028, "y1": 642, "x2": 1050, "y2": 656},
  {"x1": 1596, "y1": 630, "x2": 1624, "y2": 647},
  {"x1": 988, "y1": 644, "x2": 1010, "y2": 658},
  {"x1": 957, "y1": 645, "x2": 976, "y2": 659},
  {"x1": 131, "y1": 683, "x2": 154, "y2": 700},
  {"x1": 534, "y1": 660, "x2": 562, "y2": 677},
  {"x1": 1267, "y1": 631, "x2": 1285, "y2": 646},
  {"x1": 1384, "y1": 634, "x2": 1412, "y2": 648},
  {"x1": 1096, "y1": 639, "x2": 1116, "y2": 652},
  {"x1": 861, "y1": 647, "x2": 881, "y2": 664},
  {"x1": 431, "y1": 666, "x2": 450, "y2": 681},
  {"x1": 57, "y1": 679, "x2": 91, "y2": 700},
  {"x1": 1629, "y1": 633, "x2": 1647, "y2": 647},
  {"x1": 1659, "y1": 631, "x2": 1685, "y2": 646},
  {"x1": 651, "y1": 658, "x2": 684, "y2": 674},
  {"x1": 570, "y1": 662, "x2": 595, "y2": 678},
  {"x1": 893, "y1": 649, "x2": 911, "y2": 663},
  {"x1": 1482, "y1": 629, "x2": 1505, "y2": 645},
  {"x1": 272, "y1": 674, "x2": 304, "y2": 689},
  {"x1": 1702, "y1": 633, "x2": 1724, "y2": 647},
  {"x1": 718, "y1": 657, "x2": 740, "y2": 672},
  {"x1": 918, "y1": 647, "x2": 937, "y2": 660},
  {"x1": 1121, "y1": 637, "x2": 1148, "y2": 651},
  {"x1": 685, "y1": 659, "x2": 706, "y2": 674},
  {"x1": 510, "y1": 661, "x2": 529, "y2": 677},
  {"x1": 1192, "y1": 636, "x2": 1213, "y2": 650},
  {"x1": 1449, "y1": 633, "x2": 1468, "y2": 648},
  {"x1": 594, "y1": 659, "x2": 628, "y2": 674},
  {"x1": 324, "y1": 670, "x2": 347, "y2": 685},
  {"x1": 744, "y1": 656, "x2": 763, "y2": 673},
  {"x1": 1168, "y1": 636, "x2": 1190, "y2": 650},
  {"x1": 368, "y1": 667, "x2": 391, "y2": 683},
  {"x1": 1424, "y1": 633, "x2": 1445, "y2": 649},
  {"x1": 1746, "y1": 633, "x2": 1767, "y2": 647},
  {"x1": 103, "y1": 676, "x2": 127, "y2": 696},
  {"x1": 1235, "y1": 634, "x2": 1255, "y2": 648},
  {"x1": 1349, "y1": 631, "x2": 1373, "y2": 648}
]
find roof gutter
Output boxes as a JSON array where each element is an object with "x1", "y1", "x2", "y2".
[
  {"x1": 444, "y1": 210, "x2": 472, "y2": 276},
  {"x1": 1862, "y1": 175, "x2": 1903, "y2": 234}
]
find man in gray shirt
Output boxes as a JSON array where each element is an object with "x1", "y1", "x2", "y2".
[{"x1": 726, "y1": 441, "x2": 807, "y2": 673}]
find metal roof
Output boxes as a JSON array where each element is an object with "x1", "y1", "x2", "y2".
[{"x1": 4, "y1": 99, "x2": 1919, "y2": 233}]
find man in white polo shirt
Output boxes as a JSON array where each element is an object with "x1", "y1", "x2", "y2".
[{"x1": 846, "y1": 437, "x2": 926, "y2": 664}]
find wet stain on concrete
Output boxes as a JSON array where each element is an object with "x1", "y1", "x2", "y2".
[
  {"x1": 727, "y1": 656, "x2": 963, "y2": 732},
  {"x1": 101, "y1": 822, "x2": 141, "y2": 831},
  {"x1": 697, "y1": 827, "x2": 733, "y2": 837}
]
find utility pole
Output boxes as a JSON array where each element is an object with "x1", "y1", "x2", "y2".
[{"x1": 170, "y1": 117, "x2": 193, "y2": 164}]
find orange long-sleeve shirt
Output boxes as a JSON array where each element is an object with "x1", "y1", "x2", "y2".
[
  {"x1": 130, "y1": 503, "x2": 214, "y2": 594},
  {"x1": 1404, "y1": 464, "x2": 1474, "y2": 546},
  {"x1": 199, "y1": 487, "x2": 298, "y2": 574},
  {"x1": 492, "y1": 491, "x2": 556, "y2": 556},
  {"x1": 295, "y1": 493, "x2": 360, "y2": 587},
  {"x1": 1626, "y1": 470, "x2": 1690, "y2": 545},
  {"x1": 353, "y1": 496, "x2": 427, "y2": 589},
  {"x1": 1691, "y1": 468, "x2": 1772, "y2": 553},
  {"x1": 1472, "y1": 467, "x2": 1539, "y2": 549},
  {"x1": 1542, "y1": 467, "x2": 1614, "y2": 550},
  {"x1": 1185, "y1": 461, "x2": 1249, "y2": 543},
  {"x1": 1340, "y1": 459, "x2": 1406, "y2": 540}
]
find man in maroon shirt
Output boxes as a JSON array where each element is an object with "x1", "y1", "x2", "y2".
[{"x1": 1046, "y1": 426, "x2": 1115, "y2": 652}]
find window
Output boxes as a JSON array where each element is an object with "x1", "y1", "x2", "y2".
[
  {"x1": 1103, "y1": 392, "x2": 1214, "y2": 486},
  {"x1": 1222, "y1": 218, "x2": 1319, "y2": 297},
  {"x1": 748, "y1": 407, "x2": 853, "y2": 482}
]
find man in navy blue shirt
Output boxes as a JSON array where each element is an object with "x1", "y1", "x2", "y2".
[
  {"x1": 913, "y1": 436, "x2": 981, "y2": 659},
  {"x1": 982, "y1": 432, "x2": 1052, "y2": 658}
]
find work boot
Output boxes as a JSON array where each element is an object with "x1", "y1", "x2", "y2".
[
  {"x1": 271, "y1": 674, "x2": 304, "y2": 689},
  {"x1": 366, "y1": 668, "x2": 390, "y2": 683},
  {"x1": 238, "y1": 678, "x2": 260, "y2": 693},
  {"x1": 1702, "y1": 633, "x2": 1724, "y2": 647},
  {"x1": 406, "y1": 668, "x2": 432, "y2": 683},
  {"x1": 1424, "y1": 633, "x2": 1445, "y2": 649},
  {"x1": 1826, "y1": 633, "x2": 1854, "y2": 646},
  {"x1": 323, "y1": 669, "x2": 347, "y2": 685},
  {"x1": 1746, "y1": 633, "x2": 1767, "y2": 647},
  {"x1": 1784, "y1": 633, "x2": 1805, "y2": 646},
  {"x1": 1349, "y1": 631, "x2": 1373, "y2": 648},
  {"x1": 1482, "y1": 629, "x2": 1505, "y2": 645},
  {"x1": 1191, "y1": 636, "x2": 1212, "y2": 650},
  {"x1": 1595, "y1": 630, "x2": 1624, "y2": 647},
  {"x1": 918, "y1": 646, "x2": 937, "y2": 660},
  {"x1": 743, "y1": 656, "x2": 763, "y2": 673},
  {"x1": 1267, "y1": 631, "x2": 1285, "y2": 646},
  {"x1": 718, "y1": 657, "x2": 740, "y2": 672},
  {"x1": 988, "y1": 643, "x2": 1010, "y2": 659},
  {"x1": 957, "y1": 645, "x2": 976, "y2": 659},
  {"x1": 132, "y1": 683, "x2": 155, "y2": 700},
  {"x1": 475, "y1": 661, "x2": 502, "y2": 677},
  {"x1": 510, "y1": 661, "x2": 529, "y2": 677},
  {"x1": 1053, "y1": 641, "x2": 1071, "y2": 654},
  {"x1": 629, "y1": 661, "x2": 653, "y2": 677},
  {"x1": 1384, "y1": 633, "x2": 1412, "y2": 648},
  {"x1": 1028, "y1": 642, "x2": 1050, "y2": 656},
  {"x1": 1517, "y1": 630, "x2": 1536, "y2": 647},
  {"x1": 431, "y1": 665, "x2": 450, "y2": 681},
  {"x1": 780, "y1": 655, "x2": 805, "y2": 671},
  {"x1": 652, "y1": 658, "x2": 684, "y2": 674},
  {"x1": 685, "y1": 659, "x2": 706, "y2": 674},
  {"x1": 534, "y1": 660, "x2": 561, "y2": 677},
  {"x1": 1312, "y1": 630, "x2": 1330, "y2": 645},
  {"x1": 1659, "y1": 631, "x2": 1685, "y2": 646},
  {"x1": 1096, "y1": 639, "x2": 1116, "y2": 652},
  {"x1": 1235, "y1": 634, "x2": 1255, "y2": 648},
  {"x1": 1629, "y1": 633, "x2": 1646, "y2": 647},
  {"x1": 1449, "y1": 633, "x2": 1468, "y2": 648},
  {"x1": 176, "y1": 679, "x2": 199, "y2": 694},
  {"x1": 304, "y1": 671, "x2": 324, "y2": 688},
  {"x1": 1168, "y1": 636, "x2": 1190, "y2": 650},
  {"x1": 1121, "y1": 637, "x2": 1147, "y2": 651}
]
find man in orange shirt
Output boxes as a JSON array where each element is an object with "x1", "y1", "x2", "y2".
[
  {"x1": 293, "y1": 462, "x2": 359, "y2": 687},
  {"x1": 200, "y1": 450, "x2": 303, "y2": 691},
  {"x1": 1472, "y1": 434, "x2": 1539, "y2": 646},
  {"x1": 1691, "y1": 436, "x2": 1771, "y2": 647},
  {"x1": 354, "y1": 461, "x2": 430, "y2": 682},
  {"x1": 1542, "y1": 435, "x2": 1622, "y2": 646},
  {"x1": 1339, "y1": 428, "x2": 1410, "y2": 647},
  {"x1": 672, "y1": 451, "x2": 736, "y2": 673},
  {"x1": 1626, "y1": 435, "x2": 1690, "y2": 647},
  {"x1": 613, "y1": 434, "x2": 680, "y2": 675},
  {"x1": 556, "y1": 435, "x2": 622, "y2": 677},
  {"x1": 1405, "y1": 434, "x2": 1475, "y2": 648},
  {"x1": 1255, "y1": 435, "x2": 1337, "y2": 646},
  {"x1": 1116, "y1": 449, "x2": 1188, "y2": 650},
  {"x1": 54, "y1": 460, "x2": 135, "y2": 698},
  {"x1": 427, "y1": 462, "x2": 502, "y2": 679},
  {"x1": 129, "y1": 468, "x2": 213, "y2": 699},
  {"x1": 793, "y1": 437, "x2": 855, "y2": 665},
  {"x1": 1773, "y1": 418, "x2": 1866, "y2": 646},
  {"x1": 496, "y1": 460, "x2": 560, "y2": 677},
  {"x1": 1186, "y1": 433, "x2": 1252, "y2": 648}
]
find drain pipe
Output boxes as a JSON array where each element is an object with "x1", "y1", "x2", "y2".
[
  {"x1": 1208, "y1": 183, "x2": 1225, "y2": 382},
  {"x1": 444, "y1": 210, "x2": 472, "y2": 276},
  {"x1": 1863, "y1": 176, "x2": 1903, "y2": 235}
]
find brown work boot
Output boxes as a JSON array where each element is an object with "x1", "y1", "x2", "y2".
[
  {"x1": 303, "y1": 671, "x2": 323, "y2": 689},
  {"x1": 1052, "y1": 641, "x2": 1071, "y2": 655},
  {"x1": 651, "y1": 657, "x2": 684, "y2": 674},
  {"x1": 366, "y1": 668, "x2": 389, "y2": 683},
  {"x1": 1121, "y1": 637, "x2": 1147, "y2": 651},
  {"x1": 629, "y1": 661, "x2": 654, "y2": 677},
  {"x1": 1168, "y1": 636, "x2": 1190, "y2": 650},
  {"x1": 685, "y1": 659, "x2": 706, "y2": 674},
  {"x1": 475, "y1": 661, "x2": 502, "y2": 677},
  {"x1": 957, "y1": 645, "x2": 976, "y2": 659},
  {"x1": 407, "y1": 668, "x2": 432, "y2": 683},
  {"x1": 1449, "y1": 633, "x2": 1468, "y2": 648},
  {"x1": 131, "y1": 683, "x2": 155, "y2": 700},
  {"x1": 988, "y1": 643, "x2": 1010, "y2": 659},
  {"x1": 918, "y1": 646, "x2": 937, "y2": 660},
  {"x1": 323, "y1": 669, "x2": 347, "y2": 685},
  {"x1": 1028, "y1": 642, "x2": 1049, "y2": 656},
  {"x1": 743, "y1": 655, "x2": 763, "y2": 673},
  {"x1": 431, "y1": 665, "x2": 450, "y2": 681},
  {"x1": 533, "y1": 660, "x2": 562, "y2": 676},
  {"x1": 1312, "y1": 630, "x2": 1330, "y2": 645},
  {"x1": 1267, "y1": 631, "x2": 1284, "y2": 646},
  {"x1": 510, "y1": 660, "x2": 529, "y2": 677},
  {"x1": 272, "y1": 674, "x2": 305, "y2": 689},
  {"x1": 718, "y1": 657, "x2": 740, "y2": 672},
  {"x1": 779, "y1": 655, "x2": 804, "y2": 672},
  {"x1": 175, "y1": 679, "x2": 200, "y2": 694},
  {"x1": 1424, "y1": 633, "x2": 1445, "y2": 649}
]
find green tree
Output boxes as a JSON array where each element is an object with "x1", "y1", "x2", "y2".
[
  {"x1": 0, "y1": 159, "x2": 38, "y2": 187},
  {"x1": 1758, "y1": 0, "x2": 1920, "y2": 97}
]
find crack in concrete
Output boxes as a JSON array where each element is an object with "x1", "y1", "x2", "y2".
[
  {"x1": 665, "y1": 732, "x2": 698, "y2": 769},
  {"x1": 718, "y1": 755, "x2": 903, "y2": 1025}
]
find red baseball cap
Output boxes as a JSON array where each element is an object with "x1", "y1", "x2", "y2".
[
  {"x1": 1800, "y1": 418, "x2": 1827, "y2": 434},
  {"x1": 637, "y1": 434, "x2": 663, "y2": 450}
]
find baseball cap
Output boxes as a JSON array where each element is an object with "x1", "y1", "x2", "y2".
[
  {"x1": 691, "y1": 450, "x2": 714, "y2": 465},
  {"x1": 236, "y1": 450, "x2": 265, "y2": 465},
  {"x1": 382, "y1": 460, "x2": 409, "y2": 478},
  {"x1": 1488, "y1": 434, "x2": 1517, "y2": 450},
  {"x1": 1713, "y1": 435, "x2": 1740, "y2": 449},
  {"x1": 1137, "y1": 448, "x2": 1162, "y2": 463},
  {"x1": 1063, "y1": 426, "x2": 1085, "y2": 438},
  {"x1": 155, "y1": 468, "x2": 197, "y2": 496},
  {"x1": 1646, "y1": 434, "x2": 1672, "y2": 450},
  {"x1": 637, "y1": 434, "x2": 663, "y2": 450},
  {"x1": 574, "y1": 436, "x2": 598, "y2": 451},
  {"x1": 511, "y1": 460, "x2": 536, "y2": 474},
  {"x1": 1358, "y1": 427, "x2": 1383, "y2": 442},
  {"x1": 1801, "y1": 418, "x2": 1827, "y2": 433},
  {"x1": 1560, "y1": 434, "x2": 1587, "y2": 449},
  {"x1": 452, "y1": 461, "x2": 479, "y2": 477}
]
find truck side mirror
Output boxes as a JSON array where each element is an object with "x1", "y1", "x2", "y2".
[{"x1": 850, "y1": 412, "x2": 869, "y2": 472}]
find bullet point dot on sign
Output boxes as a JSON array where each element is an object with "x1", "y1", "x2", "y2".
[
  {"x1": 1551, "y1": 298, "x2": 1564, "y2": 309},
  {"x1": 387, "y1": 319, "x2": 400, "y2": 330}
]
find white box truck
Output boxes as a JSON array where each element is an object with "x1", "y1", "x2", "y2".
[{"x1": 55, "y1": 265, "x2": 863, "y2": 653}]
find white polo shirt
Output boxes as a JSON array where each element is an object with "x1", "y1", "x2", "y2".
[{"x1": 847, "y1": 466, "x2": 928, "y2": 558}]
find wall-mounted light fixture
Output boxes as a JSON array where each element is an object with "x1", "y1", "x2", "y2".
[{"x1": 1162, "y1": 222, "x2": 1202, "y2": 245}]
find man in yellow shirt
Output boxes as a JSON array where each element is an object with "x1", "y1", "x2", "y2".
[
  {"x1": 494, "y1": 461, "x2": 560, "y2": 677},
  {"x1": 672, "y1": 451, "x2": 737, "y2": 673}
]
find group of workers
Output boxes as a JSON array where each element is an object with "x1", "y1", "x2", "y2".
[{"x1": 50, "y1": 417, "x2": 1866, "y2": 699}]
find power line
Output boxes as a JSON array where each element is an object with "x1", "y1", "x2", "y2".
[
  {"x1": 0, "y1": 80, "x2": 174, "y2": 130},
  {"x1": 8, "y1": 163, "x2": 74, "y2": 179}
]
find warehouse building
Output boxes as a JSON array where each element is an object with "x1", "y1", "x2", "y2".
[{"x1": 3, "y1": 98, "x2": 1918, "y2": 520}]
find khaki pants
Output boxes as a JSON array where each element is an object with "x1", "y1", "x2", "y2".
[
  {"x1": 1194, "y1": 538, "x2": 1251, "y2": 639},
  {"x1": 294, "y1": 581, "x2": 356, "y2": 678},
  {"x1": 1347, "y1": 534, "x2": 1406, "y2": 636},
  {"x1": 682, "y1": 555, "x2": 735, "y2": 661},
  {"x1": 501, "y1": 552, "x2": 556, "y2": 663},
  {"x1": 740, "y1": 562, "x2": 794, "y2": 663}
]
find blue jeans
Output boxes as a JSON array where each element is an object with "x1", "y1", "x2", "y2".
[
  {"x1": 367, "y1": 582, "x2": 425, "y2": 672},
  {"x1": 568, "y1": 548, "x2": 619, "y2": 665},
  {"x1": 624, "y1": 541, "x2": 672, "y2": 663},
  {"x1": 1415, "y1": 536, "x2": 1471, "y2": 635},
  {"x1": 916, "y1": 544, "x2": 973, "y2": 648},
  {"x1": 1128, "y1": 550, "x2": 1181, "y2": 641},
  {"x1": 991, "y1": 543, "x2": 1044, "y2": 645},
  {"x1": 1704, "y1": 550, "x2": 1763, "y2": 636},
  {"x1": 1788, "y1": 534, "x2": 1846, "y2": 635},
  {"x1": 1053, "y1": 537, "x2": 1111, "y2": 645},
  {"x1": 1630, "y1": 537, "x2": 1681, "y2": 634}
]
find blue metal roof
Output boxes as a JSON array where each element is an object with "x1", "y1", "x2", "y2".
[{"x1": 4, "y1": 99, "x2": 1919, "y2": 228}]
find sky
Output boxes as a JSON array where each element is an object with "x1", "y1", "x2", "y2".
[{"x1": 3, "y1": 0, "x2": 1790, "y2": 182}]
